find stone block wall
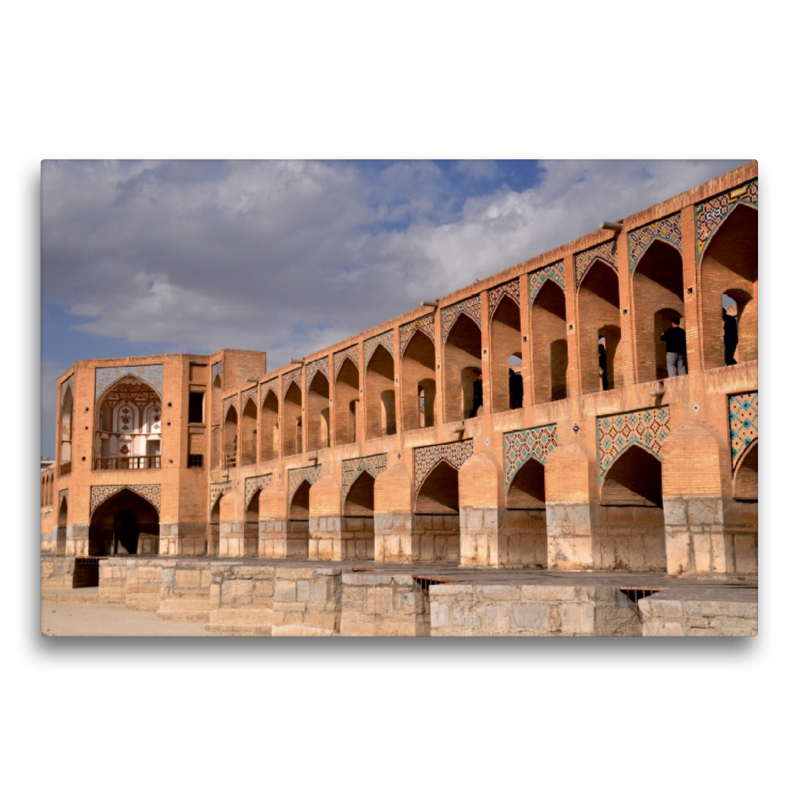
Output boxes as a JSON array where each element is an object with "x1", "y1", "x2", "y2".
[
  {"x1": 340, "y1": 573, "x2": 429, "y2": 636},
  {"x1": 206, "y1": 564, "x2": 276, "y2": 636},
  {"x1": 158, "y1": 561, "x2": 214, "y2": 622},
  {"x1": 639, "y1": 589, "x2": 757, "y2": 636},
  {"x1": 271, "y1": 567, "x2": 342, "y2": 636}
]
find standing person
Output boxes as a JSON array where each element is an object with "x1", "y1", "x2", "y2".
[
  {"x1": 468, "y1": 370, "x2": 483, "y2": 418},
  {"x1": 660, "y1": 317, "x2": 687, "y2": 376},
  {"x1": 598, "y1": 338, "x2": 608, "y2": 391},
  {"x1": 723, "y1": 305, "x2": 739, "y2": 365}
]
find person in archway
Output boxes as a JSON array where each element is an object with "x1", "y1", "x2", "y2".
[
  {"x1": 660, "y1": 317, "x2": 687, "y2": 376},
  {"x1": 598, "y1": 338, "x2": 608, "y2": 390},
  {"x1": 468, "y1": 369, "x2": 483, "y2": 418},
  {"x1": 723, "y1": 305, "x2": 739, "y2": 365},
  {"x1": 509, "y1": 368, "x2": 523, "y2": 409}
]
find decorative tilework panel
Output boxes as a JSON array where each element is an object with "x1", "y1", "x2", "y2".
[
  {"x1": 245, "y1": 474, "x2": 273, "y2": 507},
  {"x1": 628, "y1": 213, "x2": 682, "y2": 273},
  {"x1": 728, "y1": 391, "x2": 758, "y2": 472},
  {"x1": 283, "y1": 368, "x2": 302, "y2": 397},
  {"x1": 696, "y1": 180, "x2": 758, "y2": 261},
  {"x1": 91, "y1": 484, "x2": 161, "y2": 516},
  {"x1": 341, "y1": 453, "x2": 388, "y2": 503},
  {"x1": 209, "y1": 480, "x2": 233, "y2": 510},
  {"x1": 288, "y1": 465, "x2": 322, "y2": 499},
  {"x1": 596, "y1": 406, "x2": 671, "y2": 484},
  {"x1": 575, "y1": 240, "x2": 618, "y2": 288},
  {"x1": 441, "y1": 295, "x2": 482, "y2": 343},
  {"x1": 364, "y1": 331, "x2": 395, "y2": 364},
  {"x1": 96, "y1": 365, "x2": 163, "y2": 401},
  {"x1": 241, "y1": 386, "x2": 257, "y2": 408},
  {"x1": 334, "y1": 345, "x2": 359, "y2": 378},
  {"x1": 61, "y1": 374, "x2": 75, "y2": 407},
  {"x1": 211, "y1": 361, "x2": 222, "y2": 385},
  {"x1": 414, "y1": 439, "x2": 474, "y2": 493},
  {"x1": 529, "y1": 262, "x2": 566, "y2": 305},
  {"x1": 488, "y1": 279, "x2": 521, "y2": 318},
  {"x1": 223, "y1": 395, "x2": 239, "y2": 418},
  {"x1": 306, "y1": 357, "x2": 330, "y2": 389},
  {"x1": 503, "y1": 425, "x2": 558, "y2": 491},
  {"x1": 260, "y1": 378, "x2": 279, "y2": 405},
  {"x1": 400, "y1": 314, "x2": 435, "y2": 354}
]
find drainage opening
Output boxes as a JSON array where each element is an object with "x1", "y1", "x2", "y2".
[
  {"x1": 352, "y1": 568, "x2": 375, "y2": 572},
  {"x1": 619, "y1": 586, "x2": 661, "y2": 605},
  {"x1": 412, "y1": 575, "x2": 453, "y2": 592}
]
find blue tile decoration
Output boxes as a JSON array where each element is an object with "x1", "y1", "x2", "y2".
[
  {"x1": 306, "y1": 357, "x2": 331, "y2": 389},
  {"x1": 529, "y1": 261, "x2": 566, "y2": 305},
  {"x1": 414, "y1": 439, "x2": 474, "y2": 493},
  {"x1": 488, "y1": 279, "x2": 521, "y2": 318},
  {"x1": 260, "y1": 378, "x2": 279, "y2": 405},
  {"x1": 334, "y1": 345, "x2": 360, "y2": 379},
  {"x1": 209, "y1": 480, "x2": 233, "y2": 510},
  {"x1": 245, "y1": 473, "x2": 273, "y2": 506},
  {"x1": 61, "y1": 374, "x2": 75, "y2": 407},
  {"x1": 628, "y1": 213, "x2": 683, "y2": 273},
  {"x1": 400, "y1": 314, "x2": 435, "y2": 354},
  {"x1": 696, "y1": 180, "x2": 758, "y2": 261},
  {"x1": 342, "y1": 453, "x2": 388, "y2": 503},
  {"x1": 91, "y1": 484, "x2": 161, "y2": 516},
  {"x1": 211, "y1": 361, "x2": 222, "y2": 385},
  {"x1": 441, "y1": 295, "x2": 481, "y2": 343},
  {"x1": 283, "y1": 367, "x2": 302, "y2": 397},
  {"x1": 288, "y1": 464, "x2": 322, "y2": 499},
  {"x1": 364, "y1": 330, "x2": 395, "y2": 365},
  {"x1": 596, "y1": 406, "x2": 671, "y2": 484},
  {"x1": 575, "y1": 240, "x2": 618, "y2": 288},
  {"x1": 503, "y1": 424, "x2": 558, "y2": 491},
  {"x1": 728, "y1": 391, "x2": 758, "y2": 472},
  {"x1": 95, "y1": 364, "x2": 163, "y2": 401}
]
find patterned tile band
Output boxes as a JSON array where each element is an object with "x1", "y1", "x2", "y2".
[
  {"x1": 441, "y1": 295, "x2": 482, "y2": 344},
  {"x1": 223, "y1": 394, "x2": 239, "y2": 418},
  {"x1": 61, "y1": 374, "x2": 75, "y2": 407},
  {"x1": 245, "y1": 474, "x2": 273, "y2": 506},
  {"x1": 596, "y1": 406, "x2": 670, "y2": 484},
  {"x1": 529, "y1": 262, "x2": 566, "y2": 305},
  {"x1": 90, "y1": 484, "x2": 161, "y2": 516},
  {"x1": 628, "y1": 213, "x2": 682, "y2": 273},
  {"x1": 288, "y1": 465, "x2": 322, "y2": 498},
  {"x1": 241, "y1": 386, "x2": 257, "y2": 408},
  {"x1": 575, "y1": 239, "x2": 618, "y2": 288},
  {"x1": 400, "y1": 314, "x2": 435, "y2": 354},
  {"x1": 696, "y1": 180, "x2": 758, "y2": 261},
  {"x1": 488, "y1": 279, "x2": 521, "y2": 318},
  {"x1": 96, "y1": 364, "x2": 163, "y2": 401},
  {"x1": 728, "y1": 391, "x2": 758, "y2": 472},
  {"x1": 209, "y1": 480, "x2": 233, "y2": 510},
  {"x1": 334, "y1": 345, "x2": 359, "y2": 379},
  {"x1": 341, "y1": 453, "x2": 388, "y2": 503},
  {"x1": 503, "y1": 424, "x2": 558, "y2": 491},
  {"x1": 260, "y1": 378, "x2": 279, "y2": 405},
  {"x1": 211, "y1": 361, "x2": 222, "y2": 385},
  {"x1": 306, "y1": 357, "x2": 330, "y2": 389},
  {"x1": 364, "y1": 330, "x2": 395, "y2": 364},
  {"x1": 414, "y1": 439, "x2": 474, "y2": 493},
  {"x1": 283, "y1": 367, "x2": 302, "y2": 397}
]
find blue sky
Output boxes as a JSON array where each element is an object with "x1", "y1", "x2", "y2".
[{"x1": 41, "y1": 158, "x2": 750, "y2": 457}]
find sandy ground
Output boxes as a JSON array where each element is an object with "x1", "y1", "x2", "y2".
[{"x1": 41, "y1": 601, "x2": 207, "y2": 637}]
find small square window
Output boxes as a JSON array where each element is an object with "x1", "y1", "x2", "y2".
[{"x1": 188, "y1": 454, "x2": 204, "y2": 468}]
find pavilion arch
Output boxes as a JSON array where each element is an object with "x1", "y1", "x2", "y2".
[
  {"x1": 244, "y1": 489, "x2": 262, "y2": 557},
  {"x1": 632, "y1": 239, "x2": 685, "y2": 382},
  {"x1": 241, "y1": 398, "x2": 258, "y2": 466},
  {"x1": 578, "y1": 260, "x2": 622, "y2": 393},
  {"x1": 335, "y1": 358, "x2": 360, "y2": 446},
  {"x1": 283, "y1": 381, "x2": 303, "y2": 457},
  {"x1": 503, "y1": 459, "x2": 548, "y2": 568},
  {"x1": 260, "y1": 389, "x2": 279, "y2": 462},
  {"x1": 414, "y1": 461, "x2": 461, "y2": 563},
  {"x1": 734, "y1": 440, "x2": 758, "y2": 501},
  {"x1": 223, "y1": 405, "x2": 238, "y2": 468},
  {"x1": 401, "y1": 330, "x2": 437, "y2": 432},
  {"x1": 366, "y1": 345, "x2": 396, "y2": 439},
  {"x1": 307, "y1": 372, "x2": 331, "y2": 451},
  {"x1": 490, "y1": 295, "x2": 522, "y2": 412},
  {"x1": 444, "y1": 314, "x2": 482, "y2": 422},
  {"x1": 60, "y1": 386, "x2": 73, "y2": 470},
  {"x1": 596, "y1": 444, "x2": 666, "y2": 572},
  {"x1": 700, "y1": 204, "x2": 758, "y2": 367},
  {"x1": 287, "y1": 480, "x2": 311, "y2": 558},
  {"x1": 88, "y1": 488, "x2": 160, "y2": 556},
  {"x1": 342, "y1": 471, "x2": 376, "y2": 560},
  {"x1": 56, "y1": 494, "x2": 68, "y2": 555},
  {"x1": 208, "y1": 496, "x2": 221, "y2": 556},
  {"x1": 530, "y1": 279, "x2": 568, "y2": 403}
]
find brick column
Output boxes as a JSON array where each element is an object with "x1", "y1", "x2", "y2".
[
  {"x1": 374, "y1": 463, "x2": 414, "y2": 562},
  {"x1": 458, "y1": 452, "x2": 502, "y2": 566},
  {"x1": 309, "y1": 474, "x2": 343, "y2": 560}
]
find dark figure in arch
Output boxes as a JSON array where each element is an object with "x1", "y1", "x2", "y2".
[
  {"x1": 660, "y1": 317, "x2": 687, "y2": 376},
  {"x1": 509, "y1": 368, "x2": 523, "y2": 409},
  {"x1": 468, "y1": 370, "x2": 483, "y2": 418},
  {"x1": 599, "y1": 339, "x2": 608, "y2": 391},
  {"x1": 723, "y1": 306, "x2": 739, "y2": 366}
]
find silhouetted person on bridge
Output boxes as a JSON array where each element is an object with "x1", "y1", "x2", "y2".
[
  {"x1": 723, "y1": 306, "x2": 739, "y2": 365},
  {"x1": 599, "y1": 339, "x2": 608, "y2": 390},
  {"x1": 661, "y1": 317, "x2": 687, "y2": 376},
  {"x1": 468, "y1": 370, "x2": 483, "y2": 418}
]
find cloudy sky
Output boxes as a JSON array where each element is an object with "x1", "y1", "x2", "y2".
[{"x1": 40, "y1": 158, "x2": 750, "y2": 457}]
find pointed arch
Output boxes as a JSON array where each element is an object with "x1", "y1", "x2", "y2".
[
  {"x1": 334, "y1": 357, "x2": 359, "y2": 446},
  {"x1": 260, "y1": 388, "x2": 279, "y2": 462},
  {"x1": 307, "y1": 370, "x2": 331, "y2": 450},
  {"x1": 342, "y1": 470, "x2": 376, "y2": 560},
  {"x1": 530, "y1": 278, "x2": 568, "y2": 403},
  {"x1": 414, "y1": 461, "x2": 461, "y2": 563},
  {"x1": 366, "y1": 343, "x2": 396, "y2": 439},
  {"x1": 88, "y1": 488, "x2": 160, "y2": 556},
  {"x1": 224, "y1": 404, "x2": 238, "y2": 468},
  {"x1": 578, "y1": 260, "x2": 621, "y2": 393},
  {"x1": 282, "y1": 381, "x2": 303, "y2": 456},
  {"x1": 241, "y1": 397, "x2": 258, "y2": 466},
  {"x1": 733, "y1": 440, "x2": 758, "y2": 501},
  {"x1": 444, "y1": 313, "x2": 482, "y2": 422},
  {"x1": 490, "y1": 294, "x2": 522, "y2": 412},
  {"x1": 60, "y1": 385, "x2": 73, "y2": 470},
  {"x1": 401, "y1": 329, "x2": 436, "y2": 432}
]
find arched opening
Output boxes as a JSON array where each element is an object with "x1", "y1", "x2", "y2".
[
  {"x1": 503, "y1": 459, "x2": 547, "y2": 567},
  {"x1": 597, "y1": 445, "x2": 666, "y2": 571},
  {"x1": 460, "y1": 367, "x2": 482, "y2": 419},
  {"x1": 223, "y1": 405, "x2": 238, "y2": 469},
  {"x1": 288, "y1": 480, "x2": 311, "y2": 558},
  {"x1": 728, "y1": 441, "x2": 758, "y2": 574},
  {"x1": 89, "y1": 489, "x2": 160, "y2": 556},
  {"x1": 734, "y1": 441, "x2": 758, "y2": 501},
  {"x1": 241, "y1": 399, "x2": 258, "y2": 466},
  {"x1": 578, "y1": 261, "x2": 622, "y2": 393},
  {"x1": 366, "y1": 345, "x2": 396, "y2": 439},
  {"x1": 245, "y1": 490, "x2": 261, "y2": 557},
  {"x1": 632, "y1": 240, "x2": 685, "y2": 382},
  {"x1": 700, "y1": 204, "x2": 758, "y2": 368},
  {"x1": 342, "y1": 471, "x2": 376, "y2": 560},
  {"x1": 60, "y1": 387, "x2": 73, "y2": 473},
  {"x1": 335, "y1": 359, "x2": 360, "y2": 445},
  {"x1": 211, "y1": 375, "x2": 222, "y2": 471},
  {"x1": 283, "y1": 382, "x2": 302, "y2": 457},
  {"x1": 444, "y1": 314, "x2": 482, "y2": 422},
  {"x1": 402, "y1": 330, "x2": 436, "y2": 431},
  {"x1": 56, "y1": 496, "x2": 67, "y2": 556},
  {"x1": 491, "y1": 296, "x2": 522, "y2": 412},
  {"x1": 307, "y1": 372, "x2": 331, "y2": 451},
  {"x1": 208, "y1": 497, "x2": 221, "y2": 556},
  {"x1": 414, "y1": 461, "x2": 460, "y2": 563},
  {"x1": 260, "y1": 389, "x2": 279, "y2": 462},
  {"x1": 531, "y1": 280, "x2": 569, "y2": 402}
]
